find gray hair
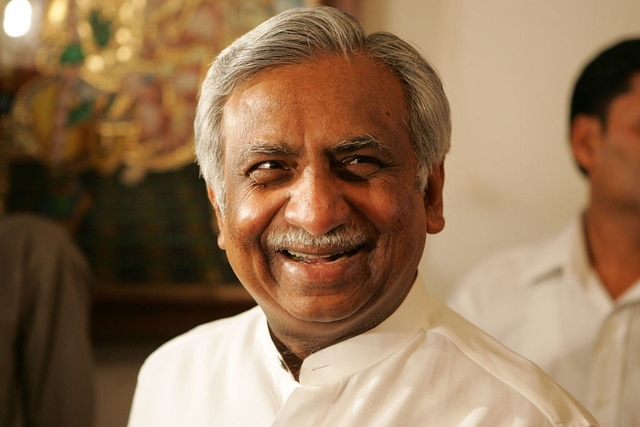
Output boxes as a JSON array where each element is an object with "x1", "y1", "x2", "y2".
[{"x1": 194, "y1": 6, "x2": 451, "y2": 214}]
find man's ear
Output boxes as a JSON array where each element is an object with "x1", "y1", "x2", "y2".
[
  {"x1": 570, "y1": 115, "x2": 602, "y2": 176},
  {"x1": 424, "y1": 163, "x2": 445, "y2": 235},
  {"x1": 207, "y1": 187, "x2": 226, "y2": 250}
]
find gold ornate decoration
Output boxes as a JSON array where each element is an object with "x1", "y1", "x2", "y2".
[{"x1": 10, "y1": 0, "x2": 316, "y2": 185}]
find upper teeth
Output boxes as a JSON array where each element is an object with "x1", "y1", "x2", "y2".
[{"x1": 287, "y1": 250, "x2": 345, "y2": 259}]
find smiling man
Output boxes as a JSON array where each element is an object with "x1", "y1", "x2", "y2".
[{"x1": 127, "y1": 6, "x2": 598, "y2": 426}]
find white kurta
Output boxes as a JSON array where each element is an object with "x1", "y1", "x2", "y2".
[
  {"x1": 128, "y1": 276, "x2": 597, "y2": 427},
  {"x1": 448, "y1": 216, "x2": 640, "y2": 427}
]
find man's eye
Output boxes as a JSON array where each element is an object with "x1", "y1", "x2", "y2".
[
  {"x1": 340, "y1": 156, "x2": 383, "y2": 178},
  {"x1": 248, "y1": 161, "x2": 290, "y2": 186}
]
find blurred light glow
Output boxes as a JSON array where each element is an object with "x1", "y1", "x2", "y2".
[
  {"x1": 115, "y1": 28, "x2": 131, "y2": 45},
  {"x1": 3, "y1": 0, "x2": 32, "y2": 38},
  {"x1": 86, "y1": 54, "x2": 105, "y2": 72},
  {"x1": 116, "y1": 45, "x2": 132, "y2": 62},
  {"x1": 47, "y1": 0, "x2": 67, "y2": 25}
]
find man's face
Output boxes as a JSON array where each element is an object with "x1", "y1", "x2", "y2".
[
  {"x1": 579, "y1": 73, "x2": 640, "y2": 214},
  {"x1": 212, "y1": 54, "x2": 444, "y2": 342}
]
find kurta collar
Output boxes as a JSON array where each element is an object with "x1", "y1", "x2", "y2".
[
  {"x1": 257, "y1": 275, "x2": 431, "y2": 386},
  {"x1": 520, "y1": 214, "x2": 601, "y2": 296},
  {"x1": 298, "y1": 275, "x2": 430, "y2": 386},
  {"x1": 520, "y1": 218, "x2": 578, "y2": 288},
  {"x1": 520, "y1": 214, "x2": 640, "y2": 309}
]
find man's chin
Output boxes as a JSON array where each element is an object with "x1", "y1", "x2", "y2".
[{"x1": 274, "y1": 294, "x2": 372, "y2": 327}]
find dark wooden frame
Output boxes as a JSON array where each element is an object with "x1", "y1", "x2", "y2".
[{"x1": 92, "y1": 284, "x2": 255, "y2": 343}]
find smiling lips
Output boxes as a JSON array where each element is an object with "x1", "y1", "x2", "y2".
[
  {"x1": 282, "y1": 247, "x2": 361, "y2": 263},
  {"x1": 267, "y1": 225, "x2": 369, "y2": 264}
]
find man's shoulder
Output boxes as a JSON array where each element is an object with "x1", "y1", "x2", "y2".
[
  {"x1": 429, "y1": 302, "x2": 598, "y2": 426},
  {"x1": 140, "y1": 306, "x2": 263, "y2": 370},
  {"x1": 447, "y1": 240, "x2": 548, "y2": 317},
  {"x1": 446, "y1": 224, "x2": 574, "y2": 335},
  {"x1": 452, "y1": 225, "x2": 570, "y2": 298},
  {"x1": 468, "y1": 236, "x2": 559, "y2": 283}
]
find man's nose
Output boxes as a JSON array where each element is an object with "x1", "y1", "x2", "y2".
[{"x1": 284, "y1": 169, "x2": 350, "y2": 237}]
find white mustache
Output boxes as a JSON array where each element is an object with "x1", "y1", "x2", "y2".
[{"x1": 267, "y1": 225, "x2": 369, "y2": 251}]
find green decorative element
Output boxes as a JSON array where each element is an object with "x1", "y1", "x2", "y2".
[
  {"x1": 59, "y1": 43, "x2": 85, "y2": 64},
  {"x1": 67, "y1": 100, "x2": 94, "y2": 126},
  {"x1": 89, "y1": 9, "x2": 112, "y2": 48}
]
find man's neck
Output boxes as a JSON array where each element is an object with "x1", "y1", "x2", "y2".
[
  {"x1": 270, "y1": 334, "x2": 305, "y2": 381},
  {"x1": 268, "y1": 324, "x2": 371, "y2": 381},
  {"x1": 584, "y1": 207, "x2": 640, "y2": 299},
  {"x1": 265, "y1": 275, "x2": 415, "y2": 381}
]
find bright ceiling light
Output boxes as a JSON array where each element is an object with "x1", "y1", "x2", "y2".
[{"x1": 3, "y1": 0, "x2": 33, "y2": 38}]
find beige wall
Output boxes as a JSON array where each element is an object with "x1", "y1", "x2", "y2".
[{"x1": 361, "y1": 0, "x2": 640, "y2": 299}]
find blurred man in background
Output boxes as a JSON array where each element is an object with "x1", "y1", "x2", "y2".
[
  {"x1": 0, "y1": 213, "x2": 95, "y2": 427},
  {"x1": 449, "y1": 38, "x2": 640, "y2": 427}
]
